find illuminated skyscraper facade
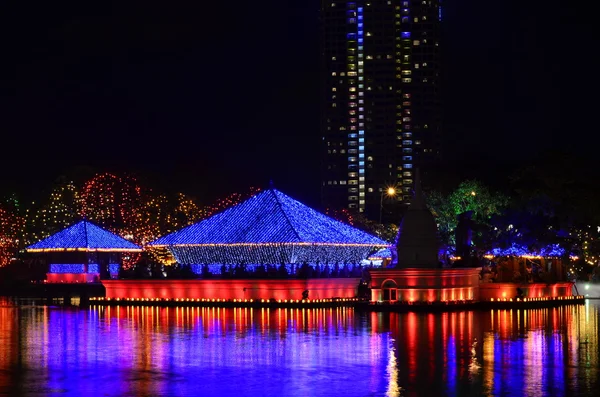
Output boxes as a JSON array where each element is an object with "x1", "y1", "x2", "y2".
[{"x1": 320, "y1": 0, "x2": 442, "y2": 220}]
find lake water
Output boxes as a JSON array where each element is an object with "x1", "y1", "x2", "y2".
[{"x1": 1, "y1": 299, "x2": 599, "y2": 397}]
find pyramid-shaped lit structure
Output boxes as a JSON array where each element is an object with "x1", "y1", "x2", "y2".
[
  {"x1": 26, "y1": 220, "x2": 142, "y2": 252},
  {"x1": 149, "y1": 188, "x2": 389, "y2": 265}
]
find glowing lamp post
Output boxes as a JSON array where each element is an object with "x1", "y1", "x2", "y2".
[{"x1": 379, "y1": 186, "x2": 396, "y2": 224}]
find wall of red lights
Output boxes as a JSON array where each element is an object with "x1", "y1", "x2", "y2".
[{"x1": 103, "y1": 278, "x2": 361, "y2": 301}]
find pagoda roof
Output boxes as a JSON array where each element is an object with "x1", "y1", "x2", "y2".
[
  {"x1": 149, "y1": 188, "x2": 388, "y2": 247},
  {"x1": 26, "y1": 220, "x2": 142, "y2": 252}
]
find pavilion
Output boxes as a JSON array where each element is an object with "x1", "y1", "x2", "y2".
[
  {"x1": 149, "y1": 188, "x2": 389, "y2": 276},
  {"x1": 25, "y1": 220, "x2": 142, "y2": 283}
]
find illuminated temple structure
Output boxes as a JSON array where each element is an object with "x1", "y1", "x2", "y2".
[
  {"x1": 25, "y1": 188, "x2": 575, "y2": 305},
  {"x1": 148, "y1": 188, "x2": 388, "y2": 274},
  {"x1": 367, "y1": 170, "x2": 574, "y2": 303},
  {"x1": 101, "y1": 188, "x2": 389, "y2": 301},
  {"x1": 25, "y1": 220, "x2": 142, "y2": 283}
]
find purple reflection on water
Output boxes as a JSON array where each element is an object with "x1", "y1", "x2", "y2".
[{"x1": 0, "y1": 300, "x2": 599, "y2": 396}]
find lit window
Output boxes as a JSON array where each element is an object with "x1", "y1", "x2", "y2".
[{"x1": 413, "y1": 40, "x2": 420, "y2": 45}]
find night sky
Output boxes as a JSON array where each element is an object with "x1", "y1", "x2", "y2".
[{"x1": 0, "y1": 1, "x2": 593, "y2": 207}]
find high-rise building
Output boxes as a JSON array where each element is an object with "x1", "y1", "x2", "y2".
[{"x1": 320, "y1": 0, "x2": 442, "y2": 221}]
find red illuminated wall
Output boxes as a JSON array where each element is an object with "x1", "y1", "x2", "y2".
[
  {"x1": 479, "y1": 282, "x2": 573, "y2": 300},
  {"x1": 46, "y1": 273, "x2": 100, "y2": 283},
  {"x1": 368, "y1": 268, "x2": 482, "y2": 302},
  {"x1": 102, "y1": 278, "x2": 361, "y2": 301}
]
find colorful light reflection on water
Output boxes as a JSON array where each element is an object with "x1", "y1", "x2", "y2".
[{"x1": 0, "y1": 299, "x2": 599, "y2": 396}]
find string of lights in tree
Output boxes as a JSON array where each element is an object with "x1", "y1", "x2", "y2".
[
  {"x1": 150, "y1": 188, "x2": 388, "y2": 266},
  {"x1": 325, "y1": 207, "x2": 355, "y2": 226},
  {"x1": 80, "y1": 173, "x2": 143, "y2": 236},
  {"x1": 24, "y1": 180, "x2": 81, "y2": 246},
  {"x1": 203, "y1": 187, "x2": 261, "y2": 218},
  {"x1": 0, "y1": 200, "x2": 25, "y2": 267}
]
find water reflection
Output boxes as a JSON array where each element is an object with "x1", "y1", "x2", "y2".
[{"x1": 0, "y1": 298, "x2": 599, "y2": 396}]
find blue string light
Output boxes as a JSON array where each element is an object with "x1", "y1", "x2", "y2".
[
  {"x1": 150, "y1": 189, "x2": 388, "y2": 266},
  {"x1": 48, "y1": 263, "x2": 119, "y2": 274},
  {"x1": 488, "y1": 243, "x2": 566, "y2": 258},
  {"x1": 26, "y1": 220, "x2": 142, "y2": 252},
  {"x1": 49, "y1": 264, "x2": 86, "y2": 274}
]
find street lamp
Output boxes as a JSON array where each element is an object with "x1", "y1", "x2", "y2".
[{"x1": 379, "y1": 186, "x2": 397, "y2": 224}]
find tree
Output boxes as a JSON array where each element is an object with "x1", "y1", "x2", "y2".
[
  {"x1": 0, "y1": 196, "x2": 25, "y2": 267},
  {"x1": 24, "y1": 177, "x2": 82, "y2": 245},
  {"x1": 427, "y1": 180, "x2": 508, "y2": 253}
]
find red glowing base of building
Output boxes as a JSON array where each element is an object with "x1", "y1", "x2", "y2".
[
  {"x1": 99, "y1": 274, "x2": 577, "y2": 307},
  {"x1": 103, "y1": 278, "x2": 361, "y2": 302},
  {"x1": 368, "y1": 268, "x2": 482, "y2": 302}
]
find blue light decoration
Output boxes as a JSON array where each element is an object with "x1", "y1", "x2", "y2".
[
  {"x1": 365, "y1": 248, "x2": 391, "y2": 267},
  {"x1": 49, "y1": 263, "x2": 101, "y2": 274},
  {"x1": 401, "y1": 32, "x2": 411, "y2": 38},
  {"x1": 109, "y1": 263, "x2": 120, "y2": 274},
  {"x1": 49, "y1": 264, "x2": 86, "y2": 274},
  {"x1": 25, "y1": 220, "x2": 142, "y2": 252},
  {"x1": 149, "y1": 189, "x2": 389, "y2": 266},
  {"x1": 488, "y1": 243, "x2": 566, "y2": 258}
]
